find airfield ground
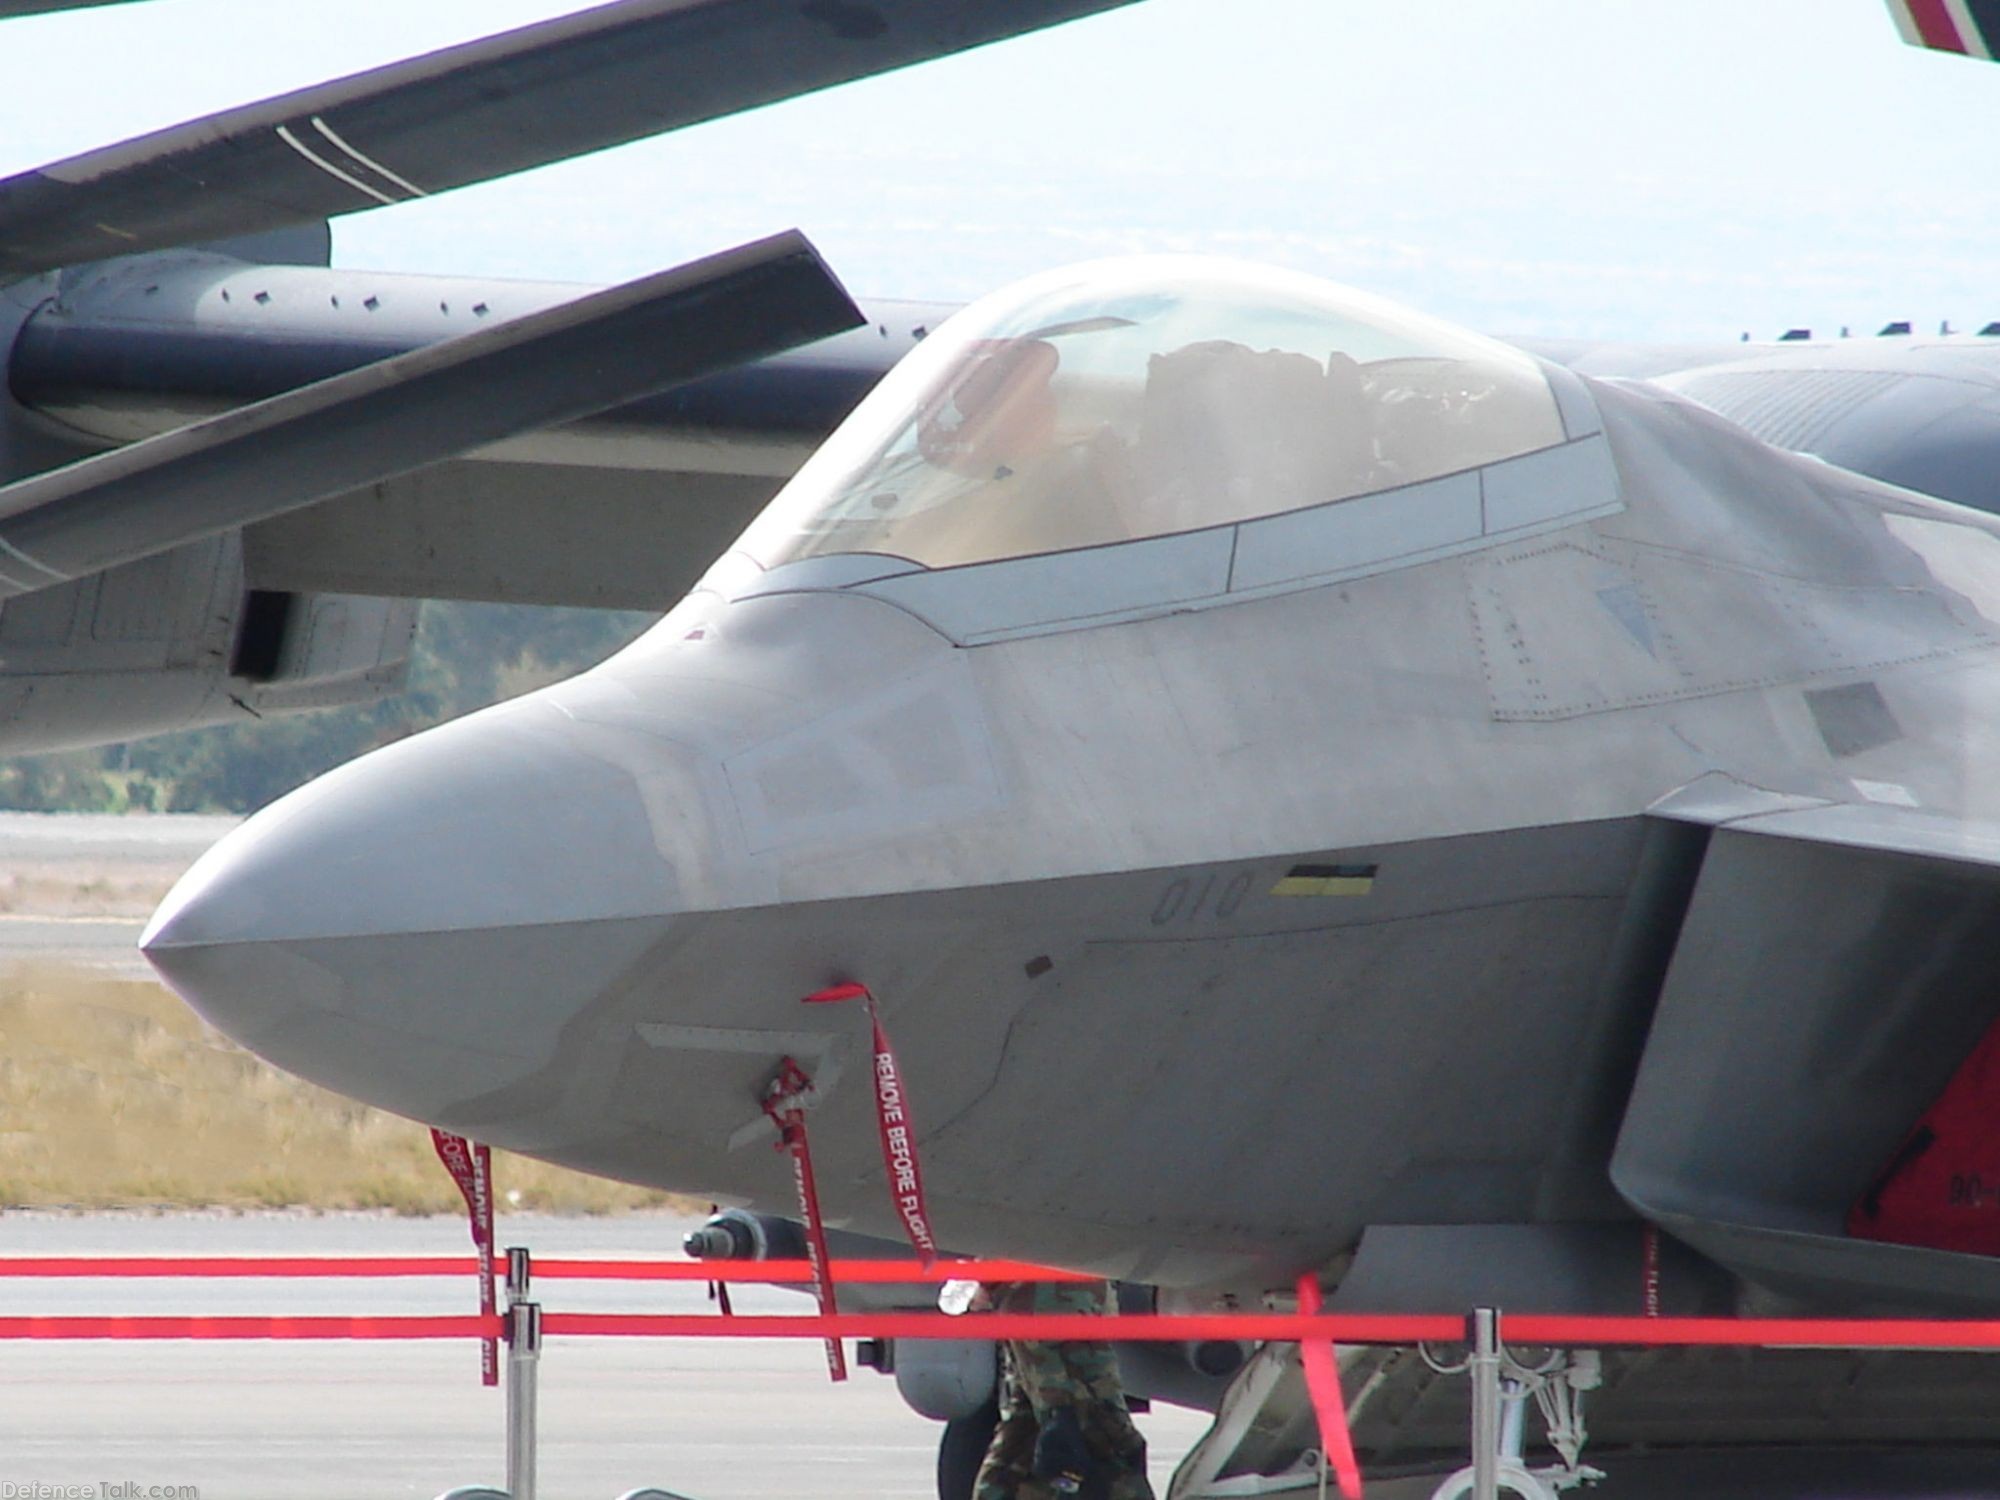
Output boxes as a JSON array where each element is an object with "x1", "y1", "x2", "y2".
[
  {"x1": 0, "y1": 812, "x2": 686, "y2": 1213},
  {"x1": 0, "y1": 1208, "x2": 1208, "y2": 1499},
  {"x1": 0, "y1": 813, "x2": 1213, "y2": 1497}
]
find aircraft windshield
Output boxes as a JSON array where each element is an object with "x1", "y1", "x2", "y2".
[{"x1": 738, "y1": 258, "x2": 1567, "y2": 572}]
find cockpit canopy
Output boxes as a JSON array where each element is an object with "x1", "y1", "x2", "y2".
[{"x1": 738, "y1": 258, "x2": 1570, "y2": 573}]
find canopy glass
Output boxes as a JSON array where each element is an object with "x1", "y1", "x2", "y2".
[{"x1": 737, "y1": 258, "x2": 1567, "y2": 572}]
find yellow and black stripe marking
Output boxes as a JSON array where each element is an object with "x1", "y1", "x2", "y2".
[{"x1": 1271, "y1": 862, "x2": 1377, "y2": 898}]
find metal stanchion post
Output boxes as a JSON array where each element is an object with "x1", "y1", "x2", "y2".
[
  {"x1": 505, "y1": 1248, "x2": 540, "y2": 1500},
  {"x1": 507, "y1": 1247, "x2": 532, "y2": 1306},
  {"x1": 506, "y1": 1302, "x2": 542, "y2": 1500},
  {"x1": 1469, "y1": 1308, "x2": 1501, "y2": 1500}
]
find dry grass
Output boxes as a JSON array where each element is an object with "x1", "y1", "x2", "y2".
[{"x1": 0, "y1": 962, "x2": 697, "y2": 1215}]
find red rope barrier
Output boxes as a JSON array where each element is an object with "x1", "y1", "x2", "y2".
[
  {"x1": 537, "y1": 1312, "x2": 1459, "y2": 1342},
  {"x1": 0, "y1": 1256, "x2": 1093, "y2": 1282},
  {"x1": 0, "y1": 1256, "x2": 478, "y2": 1278},
  {"x1": 12, "y1": 1255, "x2": 2000, "y2": 1353},
  {"x1": 6, "y1": 1299, "x2": 2000, "y2": 1350},
  {"x1": 0, "y1": 1314, "x2": 496, "y2": 1339},
  {"x1": 534, "y1": 1258, "x2": 1095, "y2": 1284},
  {"x1": 1505, "y1": 1314, "x2": 2000, "y2": 1349},
  {"x1": 533, "y1": 1310, "x2": 2000, "y2": 1350}
]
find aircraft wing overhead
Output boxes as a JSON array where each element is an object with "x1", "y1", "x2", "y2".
[
  {"x1": 0, "y1": 1, "x2": 145, "y2": 14},
  {"x1": 0, "y1": 230, "x2": 861, "y2": 596},
  {"x1": 1885, "y1": 0, "x2": 1998, "y2": 59},
  {"x1": 0, "y1": 0, "x2": 1141, "y2": 281}
]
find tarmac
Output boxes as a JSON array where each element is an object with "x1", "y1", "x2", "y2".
[
  {"x1": 0, "y1": 811, "x2": 240, "y2": 975},
  {"x1": 0, "y1": 811, "x2": 241, "y2": 863},
  {"x1": 0, "y1": 1211, "x2": 1212, "y2": 1500},
  {"x1": 0, "y1": 911, "x2": 155, "y2": 969},
  {"x1": 0, "y1": 816, "x2": 1211, "y2": 1499}
]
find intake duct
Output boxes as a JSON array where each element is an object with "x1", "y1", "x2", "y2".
[{"x1": 1613, "y1": 807, "x2": 2000, "y2": 1312}]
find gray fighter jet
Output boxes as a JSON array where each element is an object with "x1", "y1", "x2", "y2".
[
  {"x1": 139, "y1": 256, "x2": 2000, "y2": 1497},
  {"x1": 16, "y1": 3, "x2": 2000, "y2": 1498}
]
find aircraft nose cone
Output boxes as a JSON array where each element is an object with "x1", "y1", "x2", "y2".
[{"x1": 142, "y1": 695, "x2": 685, "y2": 1120}]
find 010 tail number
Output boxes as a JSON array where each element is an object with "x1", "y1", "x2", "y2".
[{"x1": 1151, "y1": 869, "x2": 1254, "y2": 928}]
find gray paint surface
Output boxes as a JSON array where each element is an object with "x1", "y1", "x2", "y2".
[{"x1": 141, "y1": 354, "x2": 2000, "y2": 1305}]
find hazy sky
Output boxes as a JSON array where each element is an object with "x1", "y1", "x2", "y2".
[{"x1": 3, "y1": 0, "x2": 1998, "y2": 342}]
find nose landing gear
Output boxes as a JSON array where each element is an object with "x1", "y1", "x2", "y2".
[
  {"x1": 1421, "y1": 1309, "x2": 1603, "y2": 1500},
  {"x1": 938, "y1": 1396, "x2": 1004, "y2": 1499}
]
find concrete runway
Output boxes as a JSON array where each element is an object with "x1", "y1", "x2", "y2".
[
  {"x1": 0, "y1": 911, "x2": 153, "y2": 967},
  {"x1": 0, "y1": 1212, "x2": 1212, "y2": 1500},
  {"x1": 0, "y1": 812, "x2": 241, "y2": 863},
  {"x1": 0, "y1": 812, "x2": 239, "y2": 974},
  {"x1": 0, "y1": 817, "x2": 1210, "y2": 1498}
]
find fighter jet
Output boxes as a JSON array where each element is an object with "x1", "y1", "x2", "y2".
[
  {"x1": 18, "y1": 3, "x2": 2000, "y2": 1497},
  {"x1": 130, "y1": 248, "x2": 2000, "y2": 1495}
]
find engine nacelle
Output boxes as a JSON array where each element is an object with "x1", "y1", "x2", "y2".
[
  {"x1": 0, "y1": 261, "x2": 416, "y2": 758},
  {"x1": 0, "y1": 532, "x2": 415, "y2": 756}
]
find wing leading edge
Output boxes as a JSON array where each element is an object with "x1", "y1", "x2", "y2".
[
  {"x1": 0, "y1": 0, "x2": 1143, "y2": 281},
  {"x1": 0, "y1": 1, "x2": 143, "y2": 14},
  {"x1": 0, "y1": 231, "x2": 862, "y2": 599}
]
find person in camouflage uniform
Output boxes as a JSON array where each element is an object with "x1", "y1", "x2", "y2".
[{"x1": 972, "y1": 1278, "x2": 1155, "y2": 1500}]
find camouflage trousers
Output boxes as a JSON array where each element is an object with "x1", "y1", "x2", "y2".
[{"x1": 972, "y1": 1281, "x2": 1156, "y2": 1500}]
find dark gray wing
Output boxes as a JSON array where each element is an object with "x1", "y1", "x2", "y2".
[
  {"x1": 0, "y1": 0, "x2": 1141, "y2": 280},
  {"x1": 4, "y1": 249, "x2": 948, "y2": 608},
  {"x1": 0, "y1": 0, "x2": 143, "y2": 14},
  {"x1": 0, "y1": 230, "x2": 861, "y2": 595}
]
